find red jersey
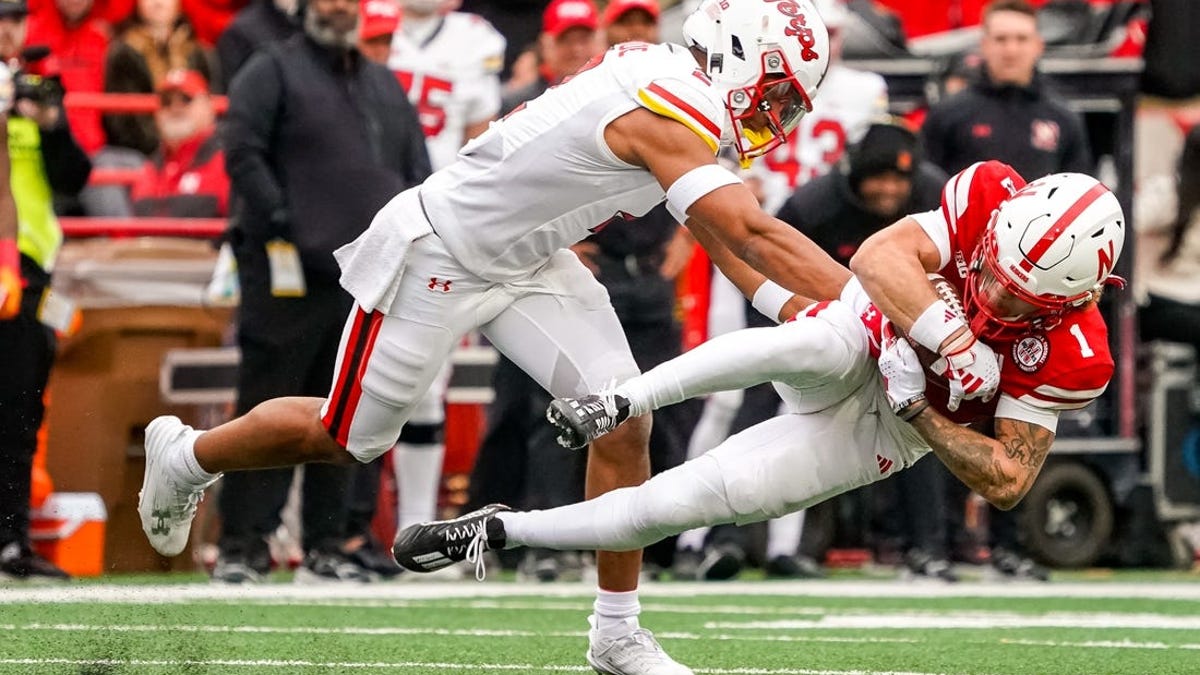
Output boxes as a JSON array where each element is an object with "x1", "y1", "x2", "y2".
[{"x1": 910, "y1": 161, "x2": 1114, "y2": 429}]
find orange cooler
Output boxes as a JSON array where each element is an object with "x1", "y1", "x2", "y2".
[{"x1": 30, "y1": 492, "x2": 108, "y2": 577}]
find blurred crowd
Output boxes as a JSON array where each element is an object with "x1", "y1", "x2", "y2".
[{"x1": 2, "y1": 0, "x2": 1199, "y2": 584}]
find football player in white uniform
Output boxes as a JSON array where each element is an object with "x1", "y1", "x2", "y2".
[
  {"x1": 139, "y1": 2, "x2": 845, "y2": 673},
  {"x1": 759, "y1": 0, "x2": 887, "y2": 210},
  {"x1": 389, "y1": 0, "x2": 506, "y2": 171},
  {"x1": 387, "y1": 0, "x2": 506, "y2": 539},
  {"x1": 393, "y1": 169, "x2": 1126, "y2": 598}
]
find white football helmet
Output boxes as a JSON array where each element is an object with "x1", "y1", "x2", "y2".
[
  {"x1": 965, "y1": 172, "x2": 1125, "y2": 340},
  {"x1": 682, "y1": 0, "x2": 831, "y2": 163}
]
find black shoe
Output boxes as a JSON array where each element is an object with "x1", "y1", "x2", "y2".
[
  {"x1": 0, "y1": 542, "x2": 70, "y2": 581},
  {"x1": 294, "y1": 549, "x2": 374, "y2": 584},
  {"x1": 765, "y1": 554, "x2": 825, "y2": 579},
  {"x1": 392, "y1": 504, "x2": 509, "y2": 579},
  {"x1": 211, "y1": 552, "x2": 267, "y2": 584},
  {"x1": 696, "y1": 543, "x2": 744, "y2": 581},
  {"x1": 546, "y1": 391, "x2": 631, "y2": 450},
  {"x1": 990, "y1": 547, "x2": 1050, "y2": 581},
  {"x1": 346, "y1": 542, "x2": 403, "y2": 579},
  {"x1": 904, "y1": 548, "x2": 959, "y2": 583}
]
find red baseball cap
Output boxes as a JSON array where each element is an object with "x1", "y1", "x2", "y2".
[
  {"x1": 360, "y1": 0, "x2": 400, "y2": 40},
  {"x1": 157, "y1": 69, "x2": 209, "y2": 97},
  {"x1": 543, "y1": 0, "x2": 598, "y2": 38},
  {"x1": 602, "y1": 0, "x2": 659, "y2": 26}
]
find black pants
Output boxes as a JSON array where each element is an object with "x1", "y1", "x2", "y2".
[
  {"x1": 0, "y1": 259, "x2": 54, "y2": 549},
  {"x1": 218, "y1": 249, "x2": 355, "y2": 558}
]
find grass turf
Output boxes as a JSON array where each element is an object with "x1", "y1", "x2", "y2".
[{"x1": 2, "y1": 575, "x2": 1199, "y2": 674}]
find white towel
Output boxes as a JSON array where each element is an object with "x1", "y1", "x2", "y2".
[{"x1": 335, "y1": 187, "x2": 434, "y2": 314}]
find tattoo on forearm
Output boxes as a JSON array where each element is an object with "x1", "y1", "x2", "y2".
[{"x1": 910, "y1": 411, "x2": 1055, "y2": 505}]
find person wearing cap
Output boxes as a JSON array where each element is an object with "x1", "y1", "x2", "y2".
[
  {"x1": 0, "y1": 0, "x2": 90, "y2": 581},
  {"x1": 126, "y1": 69, "x2": 229, "y2": 217},
  {"x1": 212, "y1": 0, "x2": 430, "y2": 584},
  {"x1": 603, "y1": 0, "x2": 658, "y2": 46},
  {"x1": 102, "y1": 0, "x2": 218, "y2": 156},
  {"x1": 499, "y1": 0, "x2": 602, "y2": 114},
  {"x1": 356, "y1": 0, "x2": 397, "y2": 64}
]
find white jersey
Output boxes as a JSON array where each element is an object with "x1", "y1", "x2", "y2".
[
  {"x1": 388, "y1": 12, "x2": 506, "y2": 171},
  {"x1": 757, "y1": 63, "x2": 887, "y2": 210},
  {"x1": 419, "y1": 42, "x2": 728, "y2": 282}
]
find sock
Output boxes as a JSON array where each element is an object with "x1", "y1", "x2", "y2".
[
  {"x1": 766, "y1": 510, "x2": 805, "y2": 560},
  {"x1": 592, "y1": 588, "x2": 641, "y2": 634},
  {"x1": 173, "y1": 429, "x2": 219, "y2": 486},
  {"x1": 393, "y1": 438, "x2": 445, "y2": 530}
]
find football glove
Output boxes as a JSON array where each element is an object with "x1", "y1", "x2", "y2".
[
  {"x1": 931, "y1": 334, "x2": 1001, "y2": 412},
  {"x1": 878, "y1": 321, "x2": 927, "y2": 415}
]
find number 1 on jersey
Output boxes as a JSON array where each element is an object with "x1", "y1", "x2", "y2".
[{"x1": 1068, "y1": 323, "x2": 1095, "y2": 358}]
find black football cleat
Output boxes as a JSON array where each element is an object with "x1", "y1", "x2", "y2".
[
  {"x1": 546, "y1": 391, "x2": 631, "y2": 450},
  {"x1": 392, "y1": 504, "x2": 509, "y2": 580}
]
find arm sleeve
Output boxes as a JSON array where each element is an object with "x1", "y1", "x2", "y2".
[
  {"x1": 222, "y1": 52, "x2": 286, "y2": 234},
  {"x1": 995, "y1": 393, "x2": 1061, "y2": 433}
]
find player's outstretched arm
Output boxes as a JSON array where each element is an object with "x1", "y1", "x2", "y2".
[
  {"x1": 906, "y1": 408, "x2": 1055, "y2": 510},
  {"x1": 605, "y1": 108, "x2": 851, "y2": 303},
  {"x1": 687, "y1": 217, "x2": 812, "y2": 321}
]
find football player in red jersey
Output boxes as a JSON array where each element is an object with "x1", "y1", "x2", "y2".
[{"x1": 390, "y1": 162, "x2": 1125, "y2": 571}]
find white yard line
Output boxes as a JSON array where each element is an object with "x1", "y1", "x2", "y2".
[
  {"x1": 4, "y1": 580, "x2": 1200, "y2": 604},
  {"x1": 707, "y1": 612, "x2": 1200, "y2": 630},
  {"x1": 0, "y1": 658, "x2": 952, "y2": 675},
  {"x1": 0, "y1": 622, "x2": 916, "y2": 645}
]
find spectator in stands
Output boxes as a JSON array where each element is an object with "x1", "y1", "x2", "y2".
[
  {"x1": 215, "y1": 0, "x2": 298, "y2": 81},
  {"x1": 0, "y1": 0, "x2": 91, "y2": 581},
  {"x1": 602, "y1": 0, "x2": 657, "y2": 45},
  {"x1": 921, "y1": 0, "x2": 1091, "y2": 178},
  {"x1": 500, "y1": 0, "x2": 600, "y2": 114},
  {"x1": 777, "y1": 121, "x2": 958, "y2": 581},
  {"x1": 26, "y1": 0, "x2": 113, "y2": 154},
  {"x1": 103, "y1": 0, "x2": 217, "y2": 155},
  {"x1": 214, "y1": 0, "x2": 429, "y2": 583},
  {"x1": 182, "y1": 0, "x2": 249, "y2": 48},
  {"x1": 921, "y1": 0, "x2": 1090, "y2": 581},
  {"x1": 128, "y1": 69, "x2": 227, "y2": 217},
  {"x1": 355, "y1": 0, "x2": 395, "y2": 65}
]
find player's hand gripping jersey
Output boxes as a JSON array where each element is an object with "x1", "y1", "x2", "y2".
[
  {"x1": 417, "y1": 42, "x2": 729, "y2": 282},
  {"x1": 907, "y1": 161, "x2": 1114, "y2": 431},
  {"x1": 388, "y1": 12, "x2": 506, "y2": 171}
]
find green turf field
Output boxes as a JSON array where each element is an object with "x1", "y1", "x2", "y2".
[{"x1": 3, "y1": 575, "x2": 1199, "y2": 674}]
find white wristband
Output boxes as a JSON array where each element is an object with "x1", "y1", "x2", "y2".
[
  {"x1": 665, "y1": 164, "x2": 742, "y2": 223},
  {"x1": 751, "y1": 280, "x2": 793, "y2": 323},
  {"x1": 908, "y1": 299, "x2": 968, "y2": 354}
]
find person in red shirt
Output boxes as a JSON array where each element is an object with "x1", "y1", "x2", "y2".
[
  {"x1": 26, "y1": 0, "x2": 114, "y2": 153},
  {"x1": 129, "y1": 68, "x2": 227, "y2": 216}
]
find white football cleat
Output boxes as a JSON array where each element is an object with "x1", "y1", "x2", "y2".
[
  {"x1": 587, "y1": 616, "x2": 694, "y2": 675},
  {"x1": 138, "y1": 416, "x2": 218, "y2": 557}
]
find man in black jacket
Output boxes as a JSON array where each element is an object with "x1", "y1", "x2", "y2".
[
  {"x1": 213, "y1": 0, "x2": 430, "y2": 583},
  {"x1": 216, "y1": 0, "x2": 302, "y2": 83},
  {"x1": 921, "y1": 0, "x2": 1090, "y2": 180}
]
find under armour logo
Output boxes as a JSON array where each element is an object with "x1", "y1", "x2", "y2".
[
  {"x1": 151, "y1": 509, "x2": 171, "y2": 536},
  {"x1": 876, "y1": 454, "x2": 894, "y2": 474},
  {"x1": 428, "y1": 277, "x2": 452, "y2": 292}
]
